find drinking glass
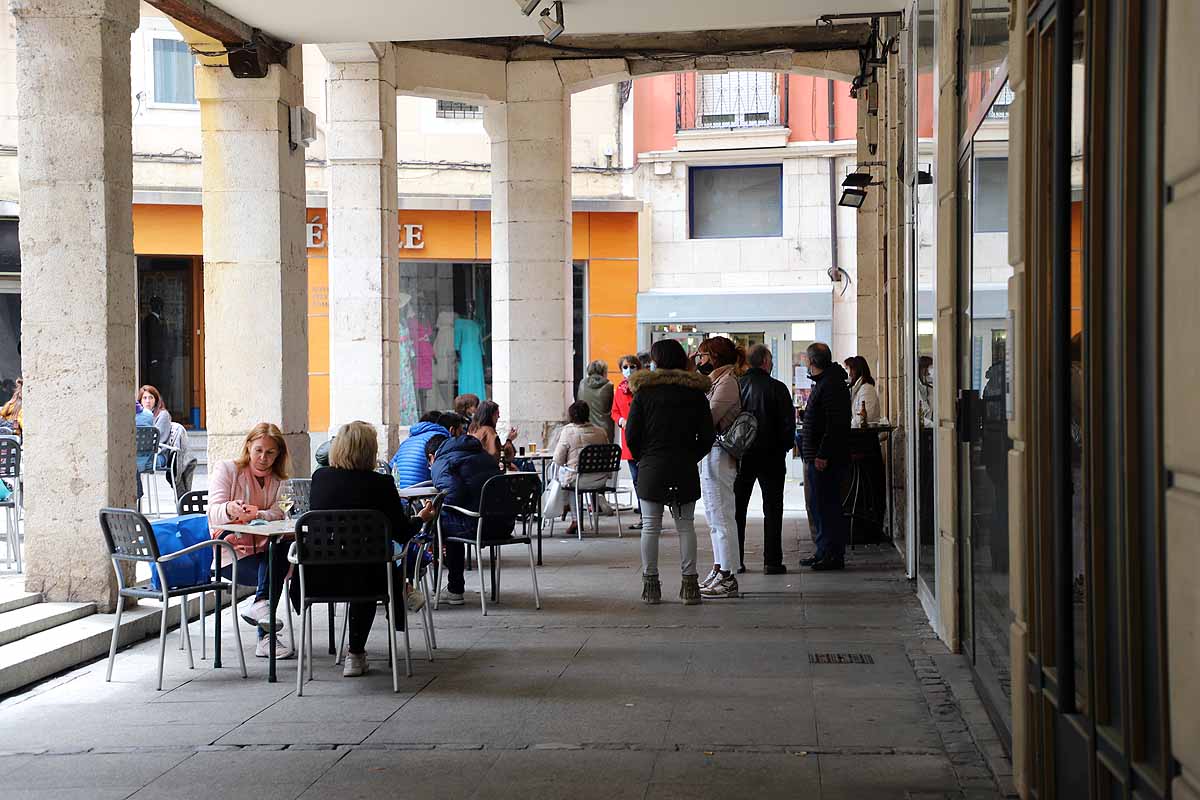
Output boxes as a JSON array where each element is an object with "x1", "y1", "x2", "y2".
[{"x1": 278, "y1": 490, "x2": 295, "y2": 519}]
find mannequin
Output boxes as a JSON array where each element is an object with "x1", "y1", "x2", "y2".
[{"x1": 454, "y1": 299, "x2": 486, "y2": 399}]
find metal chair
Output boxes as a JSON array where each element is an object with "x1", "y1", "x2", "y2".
[
  {"x1": 99, "y1": 507, "x2": 247, "y2": 690},
  {"x1": 337, "y1": 491, "x2": 443, "y2": 667},
  {"x1": 279, "y1": 477, "x2": 337, "y2": 655},
  {"x1": 176, "y1": 490, "x2": 208, "y2": 515},
  {"x1": 135, "y1": 426, "x2": 163, "y2": 516},
  {"x1": 291, "y1": 509, "x2": 404, "y2": 694},
  {"x1": 436, "y1": 473, "x2": 542, "y2": 616},
  {"x1": 0, "y1": 435, "x2": 22, "y2": 572},
  {"x1": 550, "y1": 443, "x2": 622, "y2": 539}
]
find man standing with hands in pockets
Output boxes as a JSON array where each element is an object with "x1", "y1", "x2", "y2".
[{"x1": 799, "y1": 342, "x2": 851, "y2": 571}]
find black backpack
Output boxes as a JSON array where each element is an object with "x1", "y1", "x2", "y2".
[{"x1": 716, "y1": 411, "x2": 759, "y2": 461}]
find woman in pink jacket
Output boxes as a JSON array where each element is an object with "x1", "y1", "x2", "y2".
[{"x1": 208, "y1": 422, "x2": 292, "y2": 658}]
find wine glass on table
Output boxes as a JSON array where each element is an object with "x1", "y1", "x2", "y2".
[{"x1": 278, "y1": 489, "x2": 295, "y2": 520}]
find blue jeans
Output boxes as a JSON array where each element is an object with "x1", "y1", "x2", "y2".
[
  {"x1": 219, "y1": 546, "x2": 290, "y2": 639},
  {"x1": 806, "y1": 461, "x2": 848, "y2": 561}
]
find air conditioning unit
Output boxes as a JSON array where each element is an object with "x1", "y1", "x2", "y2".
[{"x1": 289, "y1": 106, "x2": 317, "y2": 149}]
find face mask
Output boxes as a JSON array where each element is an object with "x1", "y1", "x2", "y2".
[
  {"x1": 649, "y1": 362, "x2": 657, "y2": 371},
  {"x1": 697, "y1": 363, "x2": 715, "y2": 376},
  {"x1": 622, "y1": 367, "x2": 632, "y2": 378}
]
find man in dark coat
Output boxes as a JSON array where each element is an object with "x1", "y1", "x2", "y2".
[
  {"x1": 734, "y1": 344, "x2": 797, "y2": 574},
  {"x1": 800, "y1": 342, "x2": 851, "y2": 570},
  {"x1": 431, "y1": 434, "x2": 510, "y2": 604}
]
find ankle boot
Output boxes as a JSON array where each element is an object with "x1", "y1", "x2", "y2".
[
  {"x1": 680, "y1": 574, "x2": 702, "y2": 605},
  {"x1": 642, "y1": 574, "x2": 662, "y2": 604}
]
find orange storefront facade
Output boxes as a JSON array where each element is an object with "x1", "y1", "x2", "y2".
[{"x1": 130, "y1": 203, "x2": 639, "y2": 433}]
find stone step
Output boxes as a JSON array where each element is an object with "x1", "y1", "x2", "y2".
[
  {"x1": 0, "y1": 590, "x2": 42, "y2": 616},
  {"x1": 0, "y1": 601, "x2": 96, "y2": 647},
  {"x1": 0, "y1": 588, "x2": 253, "y2": 697}
]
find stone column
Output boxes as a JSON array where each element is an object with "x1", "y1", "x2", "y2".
[
  {"x1": 484, "y1": 62, "x2": 572, "y2": 445},
  {"x1": 196, "y1": 52, "x2": 310, "y2": 472},
  {"x1": 324, "y1": 45, "x2": 400, "y2": 455},
  {"x1": 12, "y1": 0, "x2": 139, "y2": 608}
]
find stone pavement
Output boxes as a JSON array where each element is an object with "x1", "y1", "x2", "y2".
[{"x1": 0, "y1": 512, "x2": 1014, "y2": 799}]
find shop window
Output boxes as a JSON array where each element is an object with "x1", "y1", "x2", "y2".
[
  {"x1": 688, "y1": 164, "x2": 783, "y2": 239},
  {"x1": 436, "y1": 100, "x2": 482, "y2": 120},
  {"x1": 696, "y1": 71, "x2": 780, "y2": 128},
  {"x1": 973, "y1": 157, "x2": 1009, "y2": 233},
  {"x1": 152, "y1": 38, "x2": 197, "y2": 106}
]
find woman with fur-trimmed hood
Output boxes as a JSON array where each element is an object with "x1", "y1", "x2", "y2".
[{"x1": 625, "y1": 338, "x2": 716, "y2": 605}]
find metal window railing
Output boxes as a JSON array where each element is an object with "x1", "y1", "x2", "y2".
[
  {"x1": 436, "y1": 100, "x2": 483, "y2": 120},
  {"x1": 675, "y1": 72, "x2": 788, "y2": 131}
]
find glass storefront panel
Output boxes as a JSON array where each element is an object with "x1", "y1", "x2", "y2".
[
  {"x1": 962, "y1": 0, "x2": 1011, "y2": 126},
  {"x1": 137, "y1": 256, "x2": 196, "y2": 427},
  {"x1": 398, "y1": 261, "x2": 492, "y2": 425}
]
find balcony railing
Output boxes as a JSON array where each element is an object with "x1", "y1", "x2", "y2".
[{"x1": 675, "y1": 72, "x2": 789, "y2": 132}]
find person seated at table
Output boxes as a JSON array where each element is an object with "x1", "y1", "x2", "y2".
[
  {"x1": 430, "y1": 431, "x2": 513, "y2": 605},
  {"x1": 389, "y1": 411, "x2": 450, "y2": 488},
  {"x1": 295, "y1": 420, "x2": 433, "y2": 677},
  {"x1": 138, "y1": 385, "x2": 172, "y2": 463},
  {"x1": 208, "y1": 422, "x2": 293, "y2": 659},
  {"x1": 454, "y1": 393, "x2": 480, "y2": 420},
  {"x1": 845, "y1": 355, "x2": 881, "y2": 428},
  {"x1": 469, "y1": 400, "x2": 517, "y2": 465},
  {"x1": 546, "y1": 401, "x2": 609, "y2": 538},
  {"x1": 439, "y1": 412, "x2": 467, "y2": 438}
]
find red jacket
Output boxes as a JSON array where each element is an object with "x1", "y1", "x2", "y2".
[{"x1": 611, "y1": 378, "x2": 636, "y2": 461}]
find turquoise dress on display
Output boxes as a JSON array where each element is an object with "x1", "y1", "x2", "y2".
[{"x1": 454, "y1": 316, "x2": 486, "y2": 399}]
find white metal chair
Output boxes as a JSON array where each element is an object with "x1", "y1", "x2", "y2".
[
  {"x1": 435, "y1": 473, "x2": 542, "y2": 616},
  {"x1": 135, "y1": 426, "x2": 163, "y2": 516},
  {"x1": 546, "y1": 443, "x2": 623, "y2": 539},
  {"x1": 99, "y1": 507, "x2": 247, "y2": 690}
]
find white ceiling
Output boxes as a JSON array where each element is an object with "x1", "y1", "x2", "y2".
[{"x1": 208, "y1": 0, "x2": 906, "y2": 44}]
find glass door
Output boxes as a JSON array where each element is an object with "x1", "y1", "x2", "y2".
[{"x1": 138, "y1": 257, "x2": 196, "y2": 428}]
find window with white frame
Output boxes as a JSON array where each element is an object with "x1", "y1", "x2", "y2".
[
  {"x1": 151, "y1": 37, "x2": 197, "y2": 106},
  {"x1": 697, "y1": 71, "x2": 779, "y2": 128},
  {"x1": 436, "y1": 100, "x2": 483, "y2": 119}
]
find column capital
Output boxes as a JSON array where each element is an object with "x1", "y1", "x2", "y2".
[{"x1": 9, "y1": 0, "x2": 138, "y2": 29}]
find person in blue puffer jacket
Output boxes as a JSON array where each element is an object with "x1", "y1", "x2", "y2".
[
  {"x1": 430, "y1": 433, "x2": 514, "y2": 604},
  {"x1": 389, "y1": 412, "x2": 450, "y2": 488}
]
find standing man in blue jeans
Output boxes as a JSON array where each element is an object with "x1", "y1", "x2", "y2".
[{"x1": 799, "y1": 342, "x2": 851, "y2": 570}]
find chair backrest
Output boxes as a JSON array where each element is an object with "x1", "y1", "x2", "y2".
[
  {"x1": 294, "y1": 509, "x2": 391, "y2": 566},
  {"x1": 99, "y1": 507, "x2": 160, "y2": 562},
  {"x1": 282, "y1": 477, "x2": 312, "y2": 515},
  {"x1": 478, "y1": 473, "x2": 542, "y2": 519},
  {"x1": 176, "y1": 489, "x2": 208, "y2": 515},
  {"x1": 135, "y1": 426, "x2": 160, "y2": 456},
  {"x1": 576, "y1": 443, "x2": 621, "y2": 476},
  {"x1": 0, "y1": 435, "x2": 19, "y2": 479},
  {"x1": 420, "y1": 491, "x2": 448, "y2": 536}
]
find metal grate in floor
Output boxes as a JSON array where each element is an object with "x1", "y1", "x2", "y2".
[{"x1": 808, "y1": 652, "x2": 876, "y2": 664}]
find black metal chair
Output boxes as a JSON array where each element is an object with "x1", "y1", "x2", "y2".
[
  {"x1": 291, "y1": 509, "x2": 404, "y2": 694},
  {"x1": 0, "y1": 435, "x2": 21, "y2": 572},
  {"x1": 99, "y1": 507, "x2": 247, "y2": 690},
  {"x1": 135, "y1": 426, "x2": 163, "y2": 516},
  {"x1": 176, "y1": 489, "x2": 208, "y2": 515},
  {"x1": 436, "y1": 473, "x2": 542, "y2": 616},
  {"x1": 570, "y1": 443, "x2": 623, "y2": 538}
]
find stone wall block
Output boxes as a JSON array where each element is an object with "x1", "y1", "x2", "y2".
[
  {"x1": 505, "y1": 60, "x2": 566, "y2": 103},
  {"x1": 327, "y1": 126, "x2": 386, "y2": 162}
]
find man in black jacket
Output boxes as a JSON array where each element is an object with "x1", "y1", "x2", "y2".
[
  {"x1": 800, "y1": 342, "x2": 851, "y2": 570},
  {"x1": 734, "y1": 344, "x2": 796, "y2": 574}
]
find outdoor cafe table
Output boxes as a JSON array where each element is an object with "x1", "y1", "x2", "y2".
[{"x1": 219, "y1": 519, "x2": 294, "y2": 683}]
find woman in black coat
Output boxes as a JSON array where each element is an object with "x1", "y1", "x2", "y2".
[
  {"x1": 293, "y1": 421, "x2": 432, "y2": 677},
  {"x1": 625, "y1": 339, "x2": 716, "y2": 605}
]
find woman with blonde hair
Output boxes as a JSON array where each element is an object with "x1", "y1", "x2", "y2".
[
  {"x1": 0, "y1": 378, "x2": 22, "y2": 435},
  {"x1": 301, "y1": 421, "x2": 427, "y2": 677},
  {"x1": 694, "y1": 335, "x2": 747, "y2": 598},
  {"x1": 208, "y1": 422, "x2": 293, "y2": 658}
]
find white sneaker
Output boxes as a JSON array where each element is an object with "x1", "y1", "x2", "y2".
[
  {"x1": 699, "y1": 567, "x2": 721, "y2": 590},
  {"x1": 440, "y1": 591, "x2": 464, "y2": 606},
  {"x1": 241, "y1": 598, "x2": 283, "y2": 631},
  {"x1": 255, "y1": 635, "x2": 295, "y2": 659},
  {"x1": 343, "y1": 651, "x2": 369, "y2": 677},
  {"x1": 406, "y1": 587, "x2": 426, "y2": 613},
  {"x1": 700, "y1": 573, "x2": 740, "y2": 599}
]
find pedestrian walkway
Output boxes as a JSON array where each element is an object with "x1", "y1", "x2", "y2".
[{"x1": 0, "y1": 514, "x2": 1014, "y2": 799}]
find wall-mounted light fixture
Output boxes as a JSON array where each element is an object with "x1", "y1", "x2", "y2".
[
  {"x1": 838, "y1": 170, "x2": 878, "y2": 208},
  {"x1": 539, "y1": 1, "x2": 565, "y2": 43},
  {"x1": 515, "y1": 0, "x2": 542, "y2": 15}
]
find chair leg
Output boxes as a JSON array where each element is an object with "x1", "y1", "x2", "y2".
[
  {"x1": 614, "y1": 488, "x2": 623, "y2": 536},
  {"x1": 181, "y1": 595, "x2": 195, "y2": 670},
  {"x1": 156, "y1": 597, "x2": 170, "y2": 691},
  {"x1": 199, "y1": 592, "x2": 207, "y2": 661},
  {"x1": 285, "y1": 583, "x2": 296, "y2": 649},
  {"x1": 105, "y1": 595, "x2": 125, "y2": 682},
  {"x1": 3, "y1": 506, "x2": 11, "y2": 571},
  {"x1": 386, "y1": 568, "x2": 404, "y2": 688},
  {"x1": 421, "y1": 559, "x2": 438, "y2": 651},
  {"x1": 477, "y1": 536, "x2": 489, "y2": 616},
  {"x1": 228, "y1": 573, "x2": 248, "y2": 679},
  {"x1": 327, "y1": 603, "x2": 336, "y2": 655},
  {"x1": 296, "y1": 605, "x2": 307, "y2": 696},
  {"x1": 526, "y1": 541, "x2": 542, "y2": 610},
  {"x1": 307, "y1": 608, "x2": 314, "y2": 681},
  {"x1": 178, "y1": 594, "x2": 186, "y2": 650},
  {"x1": 337, "y1": 603, "x2": 348, "y2": 665}
]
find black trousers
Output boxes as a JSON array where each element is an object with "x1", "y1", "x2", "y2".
[{"x1": 733, "y1": 451, "x2": 787, "y2": 569}]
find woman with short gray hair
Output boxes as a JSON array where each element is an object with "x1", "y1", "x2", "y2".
[{"x1": 578, "y1": 359, "x2": 615, "y2": 442}]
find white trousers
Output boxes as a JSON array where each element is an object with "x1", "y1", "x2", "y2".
[{"x1": 700, "y1": 446, "x2": 739, "y2": 570}]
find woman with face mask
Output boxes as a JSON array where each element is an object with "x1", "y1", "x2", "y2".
[{"x1": 611, "y1": 354, "x2": 644, "y2": 530}]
